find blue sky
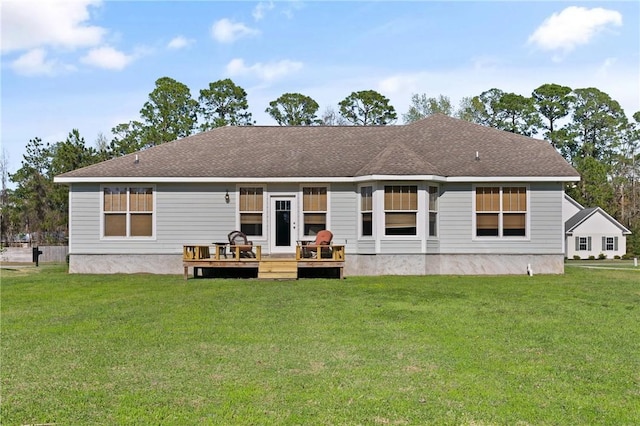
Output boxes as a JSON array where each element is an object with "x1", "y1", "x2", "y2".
[{"x1": 1, "y1": 1, "x2": 639, "y2": 177}]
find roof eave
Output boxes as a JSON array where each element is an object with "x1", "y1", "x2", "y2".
[{"x1": 55, "y1": 174, "x2": 581, "y2": 184}]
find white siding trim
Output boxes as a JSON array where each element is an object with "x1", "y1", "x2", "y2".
[
  {"x1": 298, "y1": 183, "x2": 331, "y2": 239},
  {"x1": 471, "y1": 184, "x2": 531, "y2": 241},
  {"x1": 56, "y1": 175, "x2": 580, "y2": 184},
  {"x1": 99, "y1": 184, "x2": 157, "y2": 241}
]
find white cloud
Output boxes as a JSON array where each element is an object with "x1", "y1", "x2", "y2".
[
  {"x1": 253, "y1": 1, "x2": 274, "y2": 21},
  {"x1": 167, "y1": 36, "x2": 194, "y2": 50},
  {"x1": 80, "y1": 46, "x2": 133, "y2": 70},
  {"x1": 226, "y1": 58, "x2": 303, "y2": 82},
  {"x1": 1, "y1": 0, "x2": 105, "y2": 54},
  {"x1": 528, "y1": 6, "x2": 622, "y2": 54},
  {"x1": 211, "y1": 18, "x2": 260, "y2": 43},
  {"x1": 9, "y1": 48, "x2": 75, "y2": 76}
]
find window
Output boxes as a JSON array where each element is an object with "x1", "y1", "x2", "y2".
[
  {"x1": 475, "y1": 186, "x2": 527, "y2": 237},
  {"x1": 303, "y1": 187, "x2": 327, "y2": 236},
  {"x1": 576, "y1": 236, "x2": 591, "y2": 251},
  {"x1": 602, "y1": 236, "x2": 618, "y2": 251},
  {"x1": 239, "y1": 187, "x2": 264, "y2": 236},
  {"x1": 428, "y1": 186, "x2": 438, "y2": 237},
  {"x1": 103, "y1": 187, "x2": 153, "y2": 238},
  {"x1": 384, "y1": 185, "x2": 417, "y2": 236},
  {"x1": 361, "y1": 186, "x2": 373, "y2": 237}
]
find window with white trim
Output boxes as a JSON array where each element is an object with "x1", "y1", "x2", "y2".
[
  {"x1": 384, "y1": 185, "x2": 417, "y2": 236},
  {"x1": 360, "y1": 186, "x2": 373, "y2": 237},
  {"x1": 602, "y1": 236, "x2": 618, "y2": 251},
  {"x1": 576, "y1": 236, "x2": 591, "y2": 251},
  {"x1": 475, "y1": 186, "x2": 527, "y2": 237},
  {"x1": 103, "y1": 187, "x2": 153, "y2": 237},
  {"x1": 303, "y1": 186, "x2": 327, "y2": 236},
  {"x1": 428, "y1": 186, "x2": 438, "y2": 237},
  {"x1": 239, "y1": 187, "x2": 264, "y2": 236}
]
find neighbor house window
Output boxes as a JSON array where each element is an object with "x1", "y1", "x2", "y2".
[
  {"x1": 428, "y1": 186, "x2": 438, "y2": 237},
  {"x1": 303, "y1": 187, "x2": 327, "y2": 236},
  {"x1": 602, "y1": 236, "x2": 618, "y2": 251},
  {"x1": 576, "y1": 236, "x2": 591, "y2": 251},
  {"x1": 475, "y1": 186, "x2": 527, "y2": 237},
  {"x1": 239, "y1": 187, "x2": 264, "y2": 236},
  {"x1": 384, "y1": 185, "x2": 417, "y2": 236},
  {"x1": 103, "y1": 187, "x2": 153, "y2": 237},
  {"x1": 361, "y1": 186, "x2": 373, "y2": 237}
]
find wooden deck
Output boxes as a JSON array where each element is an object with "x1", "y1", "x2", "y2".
[{"x1": 182, "y1": 244, "x2": 345, "y2": 280}]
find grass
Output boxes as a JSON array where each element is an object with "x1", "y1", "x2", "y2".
[{"x1": 1, "y1": 264, "x2": 639, "y2": 425}]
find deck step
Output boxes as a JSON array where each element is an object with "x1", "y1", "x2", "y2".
[{"x1": 258, "y1": 260, "x2": 298, "y2": 279}]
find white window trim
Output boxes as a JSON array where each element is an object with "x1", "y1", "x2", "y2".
[
  {"x1": 100, "y1": 184, "x2": 156, "y2": 240},
  {"x1": 235, "y1": 184, "x2": 266, "y2": 239},
  {"x1": 358, "y1": 183, "x2": 375, "y2": 239},
  {"x1": 428, "y1": 185, "x2": 439, "y2": 239},
  {"x1": 472, "y1": 184, "x2": 530, "y2": 241},
  {"x1": 299, "y1": 184, "x2": 330, "y2": 239},
  {"x1": 381, "y1": 182, "x2": 423, "y2": 239}
]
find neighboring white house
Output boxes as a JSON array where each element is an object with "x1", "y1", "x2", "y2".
[
  {"x1": 563, "y1": 194, "x2": 631, "y2": 259},
  {"x1": 55, "y1": 115, "x2": 581, "y2": 275}
]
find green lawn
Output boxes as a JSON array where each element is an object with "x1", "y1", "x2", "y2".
[{"x1": 1, "y1": 264, "x2": 639, "y2": 425}]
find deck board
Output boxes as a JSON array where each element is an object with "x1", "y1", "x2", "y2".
[{"x1": 183, "y1": 257, "x2": 344, "y2": 280}]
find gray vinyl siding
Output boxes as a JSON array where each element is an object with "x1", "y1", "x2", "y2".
[
  {"x1": 426, "y1": 238, "x2": 440, "y2": 254},
  {"x1": 157, "y1": 183, "x2": 235, "y2": 246},
  {"x1": 357, "y1": 240, "x2": 376, "y2": 254},
  {"x1": 438, "y1": 182, "x2": 564, "y2": 254},
  {"x1": 69, "y1": 180, "x2": 564, "y2": 257},
  {"x1": 328, "y1": 183, "x2": 358, "y2": 248},
  {"x1": 68, "y1": 183, "x2": 100, "y2": 254},
  {"x1": 438, "y1": 183, "x2": 472, "y2": 251},
  {"x1": 380, "y1": 239, "x2": 423, "y2": 254},
  {"x1": 69, "y1": 182, "x2": 232, "y2": 255}
]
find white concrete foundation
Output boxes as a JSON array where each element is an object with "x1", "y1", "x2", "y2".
[
  {"x1": 69, "y1": 253, "x2": 564, "y2": 275},
  {"x1": 70, "y1": 254, "x2": 183, "y2": 274},
  {"x1": 345, "y1": 254, "x2": 564, "y2": 275}
]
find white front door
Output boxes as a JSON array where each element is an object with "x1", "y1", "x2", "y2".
[{"x1": 270, "y1": 196, "x2": 298, "y2": 254}]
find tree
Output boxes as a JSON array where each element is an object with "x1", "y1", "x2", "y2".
[
  {"x1": 140, "y1": 77, "x2": 199, "y2": 146},
  {"x1": 458, "y1": 88, "x2": 505, "y2": 127},
  {"x1": 109, "y1": 120, "x2": 146, "y2": 156},
  {"x1": 0, "y1": 147, "x2": 12, "y2": 243},
  {"x1": 320, "y1": 106, "x2": 348, "y2": 126},
  {"x1": 567, "y1": 88, "x2": 627, "y2": 161},
  {"x1": 455, "y1": 97, "x2": 477, "y2": 122},
  {"x1": 338, "y1": 90, "x2": 397, "y2": 125},
  {"x1": 49, "y1": 129, "x2": 98, "y2": 177},
  {"x1": 199, "y1": 78, "x2": 253, "y2": 131},
  {"x1": 532, "y1": 83, "x2": 574, "y2": 148},
  {"x1": 493, "y1": 92, "x2": 541, "y2": 136},
  {"x1": 566, "y1": 155, "x2": 615, "y2": 213},
  {"x1": 402, "y1": 93, "x2": 453, "y2": 123},
  {"x1": 9, "y1": 137, "x2": 55, "y2": 243},
  {"x1": 265, "y1": 93, "x2": 321, "y2": 126}
]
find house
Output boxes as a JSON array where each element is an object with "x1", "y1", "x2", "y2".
[
  {"x1": 54, "y1": 114, "x2": 580, "y2": 276},
  {"x1": 563, "y1": 194, "x2": 631, "y2": 259}
]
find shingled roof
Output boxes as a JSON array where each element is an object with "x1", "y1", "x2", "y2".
[{"x1": 56, "y1": 114, "x2": 579, "y2": 181}]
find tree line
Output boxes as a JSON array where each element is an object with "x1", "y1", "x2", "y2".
[{"x1": 2, "y1": 77, "x2": 639, "y2": 253}]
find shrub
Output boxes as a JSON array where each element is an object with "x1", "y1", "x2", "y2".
[
  {"x1": 573, "y1": 255, "x2": 581, "y2": 260},
  {"x1": 598, "y1": 253, "x2": 607, "y2": 260},
  {"x1": 588, "y1": 255, "x2": 596, "y2": 260},
  {"x1": 614, "y1": 255, "x2": 621, "y2": 260}
]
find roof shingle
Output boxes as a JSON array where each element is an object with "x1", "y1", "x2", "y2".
[{"x1": 57, "y1": 114, "x2": 579, "y2": 180}]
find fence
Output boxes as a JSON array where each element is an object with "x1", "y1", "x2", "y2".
[{"x1": 1, "y1": 246, "x2": 69, "y2": 263}]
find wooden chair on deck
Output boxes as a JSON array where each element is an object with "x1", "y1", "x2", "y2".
[
  {"x1": 301, "y1": 230, "x2": 333, "y2": 259},
  {"x1": 228, "y1": 231, "x2": 256, "y2": 258}
]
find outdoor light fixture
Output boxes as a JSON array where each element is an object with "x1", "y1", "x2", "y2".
[{"x1": 225, "y1": 190, "x2": 230, "y2": 203}]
